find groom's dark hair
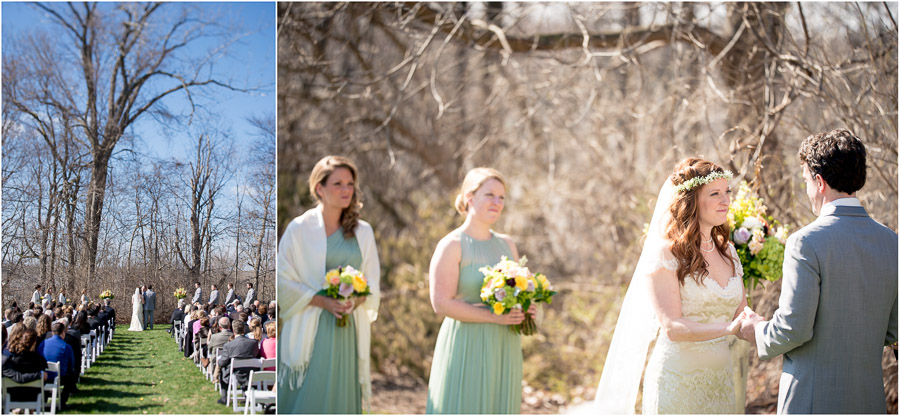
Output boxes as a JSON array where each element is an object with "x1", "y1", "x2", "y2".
[{"x1": 799, "y1": 129, "x2": 866, "y2": 194}]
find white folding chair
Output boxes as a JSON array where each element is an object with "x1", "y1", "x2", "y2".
[
  {"x1": 89, "y1": 330, "x2": 98, "y2": 363},
  {"x1": 100, "y1": 325, "x2": 107, "y2": 354},
  {"x1": 173, "y1": 321, "x2": 183, "y2": 347},
  {"x1": 227, "y1": 358, "x2": 262, "y2": 412},
  {"x1": 259, "y1": 359, "x2": 276, "y2": 389},
  {"x1": 81, "y1": 335, "x2": 92, "y2": 371},
  {"x1": 243, "y1": 370, "x2": 276, "y2": 415},
  {"x1": 211, "y1": 348, "x2": 223, "y2": 391},
  {"x1": 43, "y1": 362, "x2": 60, "y2": 414},
  {"x1": 3, "y1": 376, "x2": 45, "y2": 414}
]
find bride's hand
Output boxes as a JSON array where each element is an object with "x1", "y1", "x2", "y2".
[{"x1": 726, "y1": 314, "x2": 744, "y2": 335}]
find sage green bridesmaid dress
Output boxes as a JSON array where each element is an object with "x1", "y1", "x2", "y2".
[
  {"x1": 280, "y1": 229, "x2": 363, "y2": 414},
  {"x1": 426, "y1": 230, "x2": 523, "y2": 414}
]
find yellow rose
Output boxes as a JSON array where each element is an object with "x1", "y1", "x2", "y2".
[
  {"x1": 514, "y1": 275, "x2": 527, "y2": 290},
  {"x1": 352, "y1": 274, "x2": 367, "y2": 292},
  {"x1": 492, "y1": 302, "x2": 505, "y2": 315},
  {"x1": 537, "y1": 274, "x2": 550, "y2": 289},
  {"x1": 491, "y1": 278, "x2": 505, "y2": 289}
]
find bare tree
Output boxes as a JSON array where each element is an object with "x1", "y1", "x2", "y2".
[{"x1": 3, "y1": 2, "x2": 247, "y2": 287}]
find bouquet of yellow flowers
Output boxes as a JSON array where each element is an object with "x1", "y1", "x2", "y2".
[
  {"x1": 317, "y1": 266, "x2": 370, "y2": 327},
  {"x1": 99, "y1": 290, "x2": 114, "y2": 300},
  {"x1": 173, "y1": 288, "x2": 187, "y2": 299},
  {"x1": 479, "y1": 256, "x2": 556, "y2": 336},
  {"x1": 728, "y1": 181, "x2": 789, "y2": 304}
]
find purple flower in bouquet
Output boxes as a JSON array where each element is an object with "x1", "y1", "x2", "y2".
[
  {"x1": 494, "y1": 288, "x2": 506, "y2": 301},
  {"x1": 338, "y1": 282, "x2": 354, "y2": 298},
  {"x1": 733, "y1": 227, "x2": 751, "y2": 245}
]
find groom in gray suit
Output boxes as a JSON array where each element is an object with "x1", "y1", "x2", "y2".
[
  {"x1": 143, "y1": 285, "x2": 157, "y2": 330},
  {"x1": 738, "y1": 129, "x2": 898, "y2": 413}
]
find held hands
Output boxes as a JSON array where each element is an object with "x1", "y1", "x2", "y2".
[{"x1": 728, "y1": 306, "x2": 765, "y2": 342}]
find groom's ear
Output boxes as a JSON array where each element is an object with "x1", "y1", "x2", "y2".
[{"x1": 814, "y1": 173, "x2": 828, "y2": 193}]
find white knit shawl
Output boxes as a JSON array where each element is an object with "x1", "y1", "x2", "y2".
[{"x1": 277, "y1": 205, "x2": 381, "y2": 411}]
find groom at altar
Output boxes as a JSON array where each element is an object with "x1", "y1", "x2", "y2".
[
  {"x1": 737, "y1": 129, "x2": 898, "y2": 414},
  {"x1": 143, "y1": 285, "x2": 157, "y2": 330}
]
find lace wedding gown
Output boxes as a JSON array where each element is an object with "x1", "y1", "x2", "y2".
[
  {"x1": 641, "y1": 245, "x2": 744, "y2": 414},
  {"x1": 128, "y1": 292, "x2": 143, "y2": 331}
]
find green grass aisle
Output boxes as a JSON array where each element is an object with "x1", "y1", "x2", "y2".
[{"x1": 64, "y1": 325, "x2": 227, "y2": 414}]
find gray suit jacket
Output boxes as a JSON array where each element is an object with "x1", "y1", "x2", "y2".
[
  {"x1": 224, "y1": 289, "x2": 235, "y2": 305},
  {"x1": 209, "y1": 290, "x2": 219, "y2": 305},
  {"x1": 755, "y1": 206, "x2": 898, "y2": 413},
  {"x1": 218, "y1": 336, "x2": 260, "y2": 386},
  {"x1": 243, "y1": 288, "x2": 256, "y2": 309},
  {"x1": 144, "y1": 290, "x2": 156, "y2": 311},
  {"x1": 192, "y1": 287, "x2": 202, "y2": 304}
]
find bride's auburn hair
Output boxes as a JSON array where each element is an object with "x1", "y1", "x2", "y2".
[
  {"x1": 666, "y1": 158, "x2": 735, "y2": 286},
  {"x1": 308, "y1": 155, "x2": 362, "y2": 238},
  {"x1": 455, "y1": 167, "x2": 507, "y2": 215}
]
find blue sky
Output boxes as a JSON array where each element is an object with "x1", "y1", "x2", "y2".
[{"x1": 2, "y1": 1, "x2": 276, "y2": 164}]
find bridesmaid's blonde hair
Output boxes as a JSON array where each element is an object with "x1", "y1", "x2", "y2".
[{"x1": 454, "y1": 168, "x2": 507, "y2": 215}]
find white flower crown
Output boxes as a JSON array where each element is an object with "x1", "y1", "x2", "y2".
[{"x1": 674, "y1": 170, "x2": 733, "y2": 193}]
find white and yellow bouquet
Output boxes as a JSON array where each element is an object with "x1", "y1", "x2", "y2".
[
  {"x1": 173, "y1": 287, "x2": 187, "y2": 299},
  {"x1": 728, "y1": 181, "x2": 788, "y2": 303},
  {"x1": 317, "y1": 266, "x2": 371, "y2": 327},
  {"x1": 479, "y1": 256, "x2": 556, "y2": 336},
  {"x1": 99, "y1": 290, "x2": 114, "y2": 300}
]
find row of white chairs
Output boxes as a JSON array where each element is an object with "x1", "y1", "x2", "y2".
[
  {"x1": 172, "y1": 322, "x2": 274, "y2": 414},
  {"x1": 2, "y1": 328, "x2": 109, "y2": 416}
]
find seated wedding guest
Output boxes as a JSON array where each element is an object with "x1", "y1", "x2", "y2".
[
  {"x1": 103, "y1": 299, "x2": 116, "y2": 328},
  {"x1": 209, "y1": 316, "x2": 233, "y2": 384},
  {"x1": 97, "y1": 305, "x2": 109, "y2": 327},
  {"x1": 229, "y1": 304, "x2": 243, "y2": 323},
  {"x1": 73, "y1": 312, "x2": 90, "y2": 336},
  {"x1": 36, "y1": 314, "x2": 52, "y2": 340},
  {"x1": 1, "y1": 325, "x2": 7, "y2": 351},
  {"x1": 8, "y1": 313, "x2": 23, "y2": 333},
  {"x1": 87, "y1": 307, "x2": 101, "y2": 331},
  {"x1": 216, "y1": 320, "x2": 259, "y2": 405},
  {"x1": 193, "y1": 311, "x2": 208, "y2": 337},
  {"x1": 183, "y1": 310, "x2": 200, "y2": 358},
  {"x1": 260, "y1": 321, "x2": 276, "y2": 371},
  {"x1": 267, "y1": 301, "x2": 276, "y2": 322},
  {"x1": 4, "y1": 308, "x2": 15, "y2": 327},
  {"x1": 255, "y1": 304, "x2": 268, "y2": 324},
  {"x1": 197, "y1": 316, "x2": 211, "y2": 366},
  {"x1": 168, "y1": 300, "x2": 186, "y2": 337},
  {"x1": 63, "y1": 317, "x2": 83, "y2": 388},
  {"x1": 2, "y1": 328, "x2": 48, "y2": 403},
  {"x1": 38, "y1": 322, "x2": 75, "y2": 407},
  {"x1": 22, "y1": 316, "x2": 37, "y2": 332},
  {"x1": 246, "y1": 318, "x2": 264, "y2": 342}
]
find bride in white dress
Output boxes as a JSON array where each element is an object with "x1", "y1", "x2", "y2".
[
  {"x1": 595, "y1": 158, "x2": 748, "y2": 414},
  {"x1": 128, "y1": 287, "x2": 144, "y2": 331}
]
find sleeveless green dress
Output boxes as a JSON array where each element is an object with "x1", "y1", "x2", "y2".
[
  {"x1": 426, "y1": 230, "x2": 522, "y2": 414},
  {"x1": 280, "y1": 229, "x2": 363, "y2": 414}
]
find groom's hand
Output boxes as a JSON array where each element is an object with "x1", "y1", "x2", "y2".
[{"x1": 738, "y1": 307, "x2": 764, "y2": 342}]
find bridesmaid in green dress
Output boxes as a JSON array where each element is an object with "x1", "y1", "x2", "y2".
[
  {"x1": 426, "y1": 167, "x2": 536, "y2": 414},
  {"x1": 277, "y1": 156, "x2": 381, "y2": 414}
]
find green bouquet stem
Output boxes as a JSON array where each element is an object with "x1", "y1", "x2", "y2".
[
  {"x1": 336, "y1": 313, "x2": 349, "y2": 327},
  {"x1": 511, "y1": 311, "x2": 538, "y2": 336}
]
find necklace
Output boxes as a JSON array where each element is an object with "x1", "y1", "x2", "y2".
[{"x1": 700, "y1": 235, "x2": 715, "y2": 252}]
